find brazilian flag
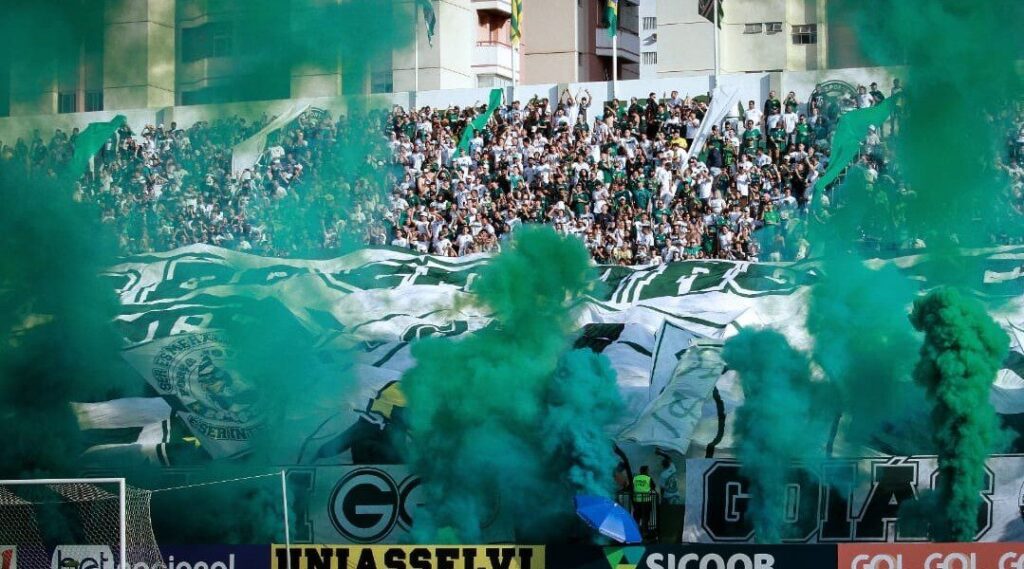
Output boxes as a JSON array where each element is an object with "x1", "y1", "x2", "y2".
[
  {"x1": 606, "y1": 0, "x2": 619, "y2": 38},
  {"x1": 510, "y1": 0, "x2": 523, "y2": 45}
]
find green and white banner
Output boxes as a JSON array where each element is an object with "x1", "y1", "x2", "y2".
[{"x1": 82, "y1": 244, "x2": 1024, "y2": 465}]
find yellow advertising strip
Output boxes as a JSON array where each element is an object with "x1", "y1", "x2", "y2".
[{"x1": 271, "y1": 545, "x2": 545, "y2": 569}]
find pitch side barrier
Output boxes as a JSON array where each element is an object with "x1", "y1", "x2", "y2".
[{"x1": 11, "y1": 543, "x2": 1023, "y2": 568}]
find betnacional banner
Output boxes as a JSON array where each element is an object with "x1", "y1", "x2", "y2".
[
  {"x1": 41, "y1": 545, "x2": 269, "y2": 569},
  {"x1": 684, "y1": 456, "x2": 1024, "y2": 543},
  {"x1": 270, "y1": 545, "x2": 544, "y2": 569}
]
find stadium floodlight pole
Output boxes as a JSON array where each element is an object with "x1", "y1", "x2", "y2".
[
  {"x1": 0, "y1": 478, "x2": 127, "y2": 568},
  {"x1": 281, "y1": 470, "x2": 292, "y2": 569}
]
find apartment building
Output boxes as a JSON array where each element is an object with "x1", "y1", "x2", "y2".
[{"x1": 656, "y1": 0, "x2": 830, "y2": 77}]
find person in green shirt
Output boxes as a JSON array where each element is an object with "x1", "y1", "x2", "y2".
[
  {"x1": 653, "y1": 201, "x2": 672, "y2": 221},
  {"x1": 741, "y1": 119, "x2": 762, "y2": 155},
  {"x1": 571, "y1": 185, "x2": 591, "y2": 216},
  {"x1": 763, "y1": 91, "x2": 782, "y2": 117},
  {"x1": 613, "y1": 185, "x2": 632, "y2": 205},
  {"x1": 768, "y1": 125, "x2": 786, "y2": 162},
  {"x1": 723, "y1": 143, "x2": 737, "y2": 169},
  {"x1": 795, "y1": 115, "x2": 812, "y2": 147},
  {"x1": 633, "y1": 185, "x2": 652, "y2": 212}
]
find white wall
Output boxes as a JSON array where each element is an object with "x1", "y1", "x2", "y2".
[{"x1": 0, "y1": 66, "x2": 904, "y2": 143}]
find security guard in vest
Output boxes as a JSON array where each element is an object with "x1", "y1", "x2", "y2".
[{"x1": 632, "y1": 465, "x2": 656, "y2": 539}]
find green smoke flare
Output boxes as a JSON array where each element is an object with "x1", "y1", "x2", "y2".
[
  {"x1": 723, "y1": 329, "x2": 824, "y2": 544},
  {"x1": 910, "y1": 287, "x2": 1009, "y2": 541},
  {"x1": 402, "y1": 227, "x2": 624, "y2": 543}
]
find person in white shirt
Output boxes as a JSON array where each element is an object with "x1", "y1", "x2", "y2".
[
  {"x1": 782, "y1": 109, "x2": 799, "y2": 147},
  {"x1": 857, "y1": 85, "x2": 875, "y2": 109},
  {"x1": 743, "y1": 100, "x2": 763, "y2": 130}
]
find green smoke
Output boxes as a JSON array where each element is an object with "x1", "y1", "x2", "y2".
[
  {"x1": 722, "y1": 329, "x2": 826, "y2": 544},
  {"x1": 805, "y1": 235, "x2": 925, "y2": 453},
  {"x1": 0, "y1": 165, "x2": 136, "y2": 478},
  {"x1": 402, "y1": 227, "x2": 624, "y2": 543},
  {"x1": 804, "y1": 0, "x2": 1024, "y2": 458},
  {"x1": 910, "y1": 287, "x2": 1008, "y2": 541},
  {"x1": 831, "y1": 0, "x2": 1024, "y2": 279}
]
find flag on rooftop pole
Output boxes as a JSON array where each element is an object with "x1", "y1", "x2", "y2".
[
  {"x1": 510, "y1": 0, "x2": 523, "y2": 46},
  {"x1": 699, "y1": 0, "x2": 724, "y2": 28},
  {"x1": 416, "y1": 0, "x2": 436, "y2": 46},
  {"x1": 606, "y1": 0, "x2": 619, "y2": 38}
]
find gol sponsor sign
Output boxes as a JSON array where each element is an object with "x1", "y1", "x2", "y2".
[
  {"x1": 271, "y1": 545, "x2": 543, "y2": 569},
  {"x1": 840, "y1": 543, "x2": 1024, "y2": 569}
]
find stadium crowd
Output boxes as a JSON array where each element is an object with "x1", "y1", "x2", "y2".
[{"x1": 2, "y1": 79, "x2": 1022, "y2": 264}]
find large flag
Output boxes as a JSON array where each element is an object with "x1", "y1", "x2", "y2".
[
  {"x1": 698, "y1": 0, "x2": 724, "y2": 27},
  {"x1": 91, "y1": 243, "x2": 1024, "y2": 466},
  {"x1": 416, "y1": 0, "x2": 436, "y2": 46},
  {"x1": 606, "y1": 0, "x2": 619, "y2": 38},
  {"x1": 688, "y1": 85, "x2": 740, "y2": 158},
  {"x1": 230, "y1": 103, "x2": 310, "y2": 174},
  {"x1": 813, "y1": 98, "x2": 893, "y2": 200},
  {"x1": 510, "y1": 0, "x2": 523, "y2": 45},
  {"x1": 69, "y1": 115, "x2": 126, "y2": 175},
  {"x1": 455, "y1": 88, "x2": 503, "y2": 157}
]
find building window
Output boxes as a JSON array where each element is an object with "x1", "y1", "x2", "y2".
[
  {"x1": 58, "y1": 92, "x2": 77, "y2": 114},
  {"x1": 642, "y1": 51, "x2": 658, "y2": 65},
  {"x1": 211, "y1": 24, "x2": 233, "y2": 58},
  {"x1": 477, "y1": 74, "x2": 511, "y2": 88},
  {"x1": 85, "y1": 91, "x2": 103, "y2": 112},
  {"x1": 792, "y1": 24, "x2": 818, "y2": 44},
  {"x1": 182, "y1": 22, "x2": 232, "y2": 62},
  {"x1": 371, "y1": 70, "x2": 393, "y2": 94},
  {"x1": 766, "y1": 22, "x2": 783, "y2": 34},
  {"x1": 744, "y1": 23, "x2": 763, "y2": 34},
  {"x1": 643, "y1": 17, "x2": 657, "y2": 30}
]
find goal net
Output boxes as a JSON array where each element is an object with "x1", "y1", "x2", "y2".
[{"x1": 0, "y1": 479, "x2": 164, "y2": 569}]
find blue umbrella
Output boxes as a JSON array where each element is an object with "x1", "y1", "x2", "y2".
[{"x1": 574, "y1": 494, "x2": 643, "y2": 544}]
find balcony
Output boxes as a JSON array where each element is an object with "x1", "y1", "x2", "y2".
[
  {"x1": 473, "y1": 40, "x2": 515, "y2": 78},
  {"x1": 472, "y1": 0, "x2": 511, "y2": 15},
  {"x1": 596, "y1": 28, "x2": 641, "y2": 63}
]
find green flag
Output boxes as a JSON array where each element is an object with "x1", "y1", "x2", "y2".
[
  {"x1": 455, "y1": 88, "x2": 503, "y2": 158},
  {"x1": 814, "y1": 99, "x2": 893, "y2": 197},
  {"x1": 606, "y1": 0, "x2": 619, "y2": 38},
  {"x1": 68, "y1": 115, "x2": 127, "y2": 176},
  {"x1": 416, "y1": 0, "x2": 436, "y2": 46}
]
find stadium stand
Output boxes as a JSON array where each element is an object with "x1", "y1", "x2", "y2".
[{"x1": 1, "y1": 84, "x2": 1022, "y2": 265}]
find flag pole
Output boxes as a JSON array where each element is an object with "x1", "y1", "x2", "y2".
[
  {"x1": 513, "y1": 44, "x2": 518, "y2": 88},
  {"x1": 712, "y1": 0, "x2": 720, "y2": 87},
  {"x1": 414, "y1": 3, "x2": 420, "y2": 93},
  {"x1": 612, "y1": 33, "x2": 618, "y2": 97}
]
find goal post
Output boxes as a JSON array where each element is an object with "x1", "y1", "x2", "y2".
[{"x1": 0, "y1": 478, "x2": 163, "y2": 569}]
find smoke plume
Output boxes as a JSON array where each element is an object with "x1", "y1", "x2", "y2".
[
  {"x1": 910, "y1": 287, "x2": 1008, "y2": 541},
  {"x1": 402, "y1": 227, "x2": 624, "y2": 543},
  {"x1": 722, "y1": 329, "x2": 826, "y2": 544}
]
